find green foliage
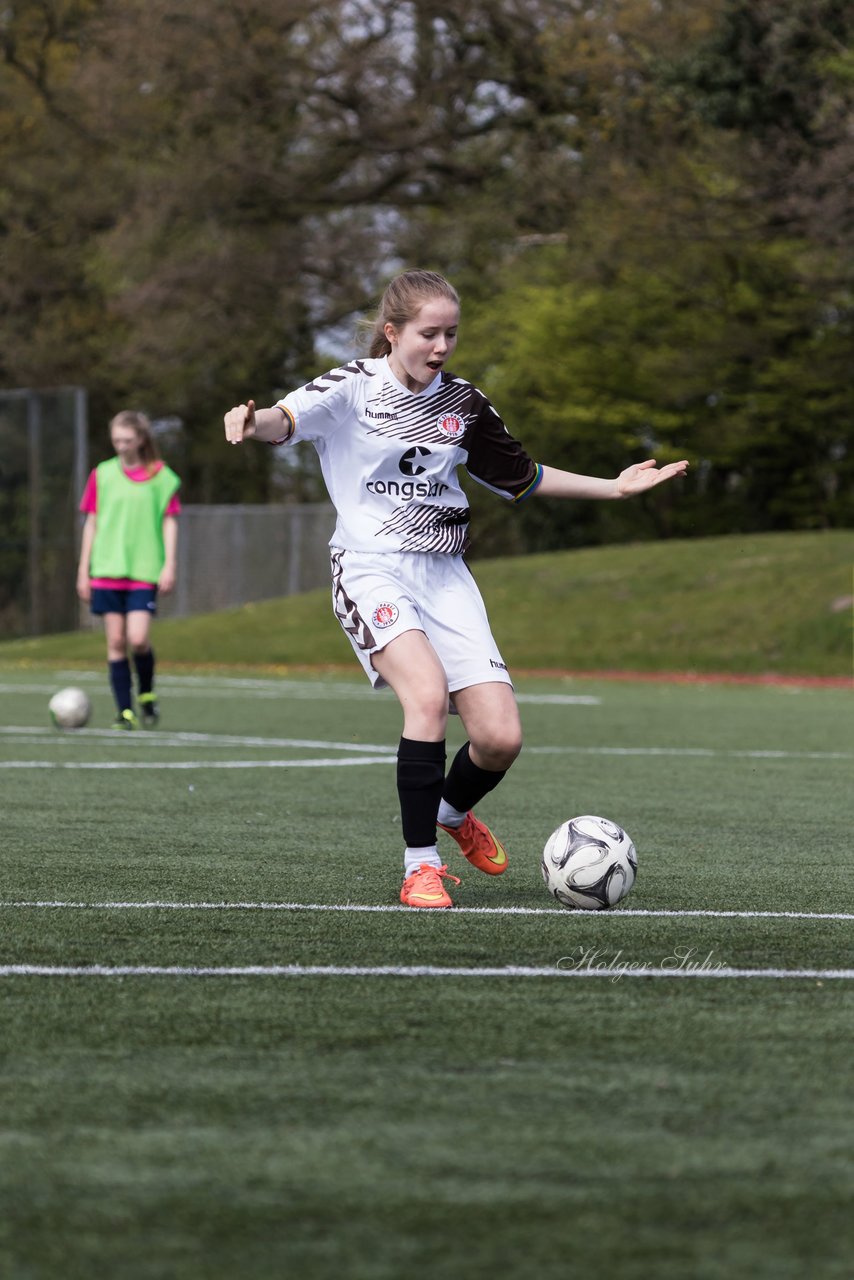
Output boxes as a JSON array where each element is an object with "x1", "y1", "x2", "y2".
[
  {"x1": 457, "y1": 234, "x2": 853, "y2": 548},
  {"x1": 1, "y1": 1, "x2": 588, "y2": 502},
  {"x1": 664, "y1": 0, "x2": 853, "y2": 140},
  {"x1": 0, "y1": 1, "x2": 851, "y2": 536}
]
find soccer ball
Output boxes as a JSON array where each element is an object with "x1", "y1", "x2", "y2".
[
  {"x1": 542, "y1": 815, "x2": 637, "y2": 910},
  {"x1": 48, "y1": 686, "x2": 92, "y2": 729}
]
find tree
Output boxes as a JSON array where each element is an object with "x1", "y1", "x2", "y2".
[
  {"x1": 1, "y1": 0, "x2": 851, "y2": 536},
  {"x1": 451, "y1": 0, "x2": 854, "y2": 550},
  {"x1": 1, "y1": 0, "x2": 600, "y2": 498}
]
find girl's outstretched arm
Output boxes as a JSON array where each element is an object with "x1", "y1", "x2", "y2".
[{"x1": 536, "y1": 458, "x2": 689, "y2": 500}]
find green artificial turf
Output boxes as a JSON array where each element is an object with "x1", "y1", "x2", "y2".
[{"x1": 0, "y1": 667, "x2": 852, "y2": 1278}]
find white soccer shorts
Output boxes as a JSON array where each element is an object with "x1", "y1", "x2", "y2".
[{"x1": 330, "y1": 548, "x2": 513, "y2": 693}]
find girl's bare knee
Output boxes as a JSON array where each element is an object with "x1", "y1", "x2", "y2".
[
  {"x1": 471, "y1": 731, "x2": 522, "y2": 772},
  {"x1": 403, "y1": 692, "x2": 449, "y2": 741}
]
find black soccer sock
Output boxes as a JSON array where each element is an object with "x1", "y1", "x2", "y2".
[
  {"x1": 397, "y1": 737, "x2": 447, "y2": 849},
  {"x1": 108, "y1": 658, "x2": 133, "y2": 713},
  {"x1": 442, "y1": 742, "x2": 506, "y2": 813},
  {"x1": 134, "y1": 648, "x2": 155, "y2": 696}
]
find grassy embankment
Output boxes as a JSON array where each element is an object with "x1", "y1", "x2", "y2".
[{"x1": 1, "y1": 530, "x2": 851, "y2": 678}]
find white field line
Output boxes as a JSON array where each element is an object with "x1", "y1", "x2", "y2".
[
  {"x1": 0, "y1": 963, "x2": 851, "y2": 980},
  {"x1": 0, "y1": 757, "x2": 395, "y2": 770},
  {"x1": 532, "y1": 746, "x2": 853, "y2": 760},
  {"x1": 0, "y1": 727, "x2": 395, "y2": 752},
  {"x1": 2, "y1": 901, "x2": 852, "y2": 921},
  {"x1": 148, "y1": 673, "x2": 601, "y2": 705},
  {"x1": 0, "y1": 723, "x2": 849, "y2": 766},
  {"x1": 0, "y1": 681, "x2": 601, "y2": 707},
  {"x1": 2, "y1": 679, "x2": 382, "y2": 701}
]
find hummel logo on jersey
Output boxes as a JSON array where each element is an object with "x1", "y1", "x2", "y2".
[
  {"x1": 366, "y1": 408, "x2": 398, "y2": 420},
  {"x1": 399, "y1": 447, "x2": 431, "y2": 476}
]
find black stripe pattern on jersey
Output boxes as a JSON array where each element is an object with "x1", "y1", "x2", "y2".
[
  {"x1": 377, "y1": 503, "x2": 469, "y2": 554},
  {"x1": 365, "y1": 375, "x2": 473, "y2": 445},
  {"x1": 305, "y1": 361, "x2": 375, "y2": 395},
  {"x1": 331, "y1": 550, "x2": 376, "y2": 651}
]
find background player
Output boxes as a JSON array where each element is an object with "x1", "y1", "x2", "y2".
[
  {"x1": 77, "y1": 409, "x2": 181, "y2": 729},
  {"x1": 224, "y1": 271, "x2": 688, "y2": 907}
]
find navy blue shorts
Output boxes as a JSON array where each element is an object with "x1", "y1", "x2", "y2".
[{"x1": 90, "y1": 586, "x2": 158, "y2": 616}]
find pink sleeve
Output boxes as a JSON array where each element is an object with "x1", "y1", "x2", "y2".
[
  {"x1": 79, "y1": 470, "x2": 98, "y2": 513},
  {"x1": 165, "y1": 493, "x2": 182, "y2": 516}
]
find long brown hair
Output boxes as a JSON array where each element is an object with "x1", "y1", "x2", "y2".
[
  {"x1": 366, "y1": 270, "x2": 460, "y2": 358},
  {"x1": 110, "y1": 409, "x2": 160, "y2": 475}
]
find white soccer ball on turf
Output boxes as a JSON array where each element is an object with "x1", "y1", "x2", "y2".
[
  {"x1": 542, "y1": 815, "x2": 637, "y2": 910},
  {"x1": 48, "y1": 686, "x2": 92, "y2": 729}
]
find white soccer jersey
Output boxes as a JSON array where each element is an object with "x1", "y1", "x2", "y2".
[{"x1": 274, "y1": 356, "x2": 543, "y2": 554}]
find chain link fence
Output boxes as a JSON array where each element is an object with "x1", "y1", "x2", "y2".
[
  {"x1": 0, "y1": 387, "x2": 88, "y2": 638},
  {"x1": 157, "y1": 503, "x2": 336, "y2": 620},
  {"x1": 74, "y1": 502, "x2": 336, "y2": 630}
]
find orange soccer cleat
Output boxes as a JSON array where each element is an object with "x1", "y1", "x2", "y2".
[
  {"x1": 438, "y1": 812, "x2": 509, "y2": 876},
  {"x1": 400, "y1": 863, "x2": 461, "y2": 909}
]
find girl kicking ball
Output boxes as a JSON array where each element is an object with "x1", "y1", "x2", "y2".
[{"x1": 224, "y1": 270, "x2": 687, "y2": 907}]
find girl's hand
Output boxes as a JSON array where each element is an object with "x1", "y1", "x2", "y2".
[
  {"x1": 76, "y1": 576, "x2": 91, "y2": 602},
  {"x1": 617, "y1": 458, "x2": 689, "y2": 496},
  {"x1": 224, "y1": 400, "x2": 257, "y2": 444},
  {"x1": 159, "y1": 566, "x2": 176, "y2": 595}
]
